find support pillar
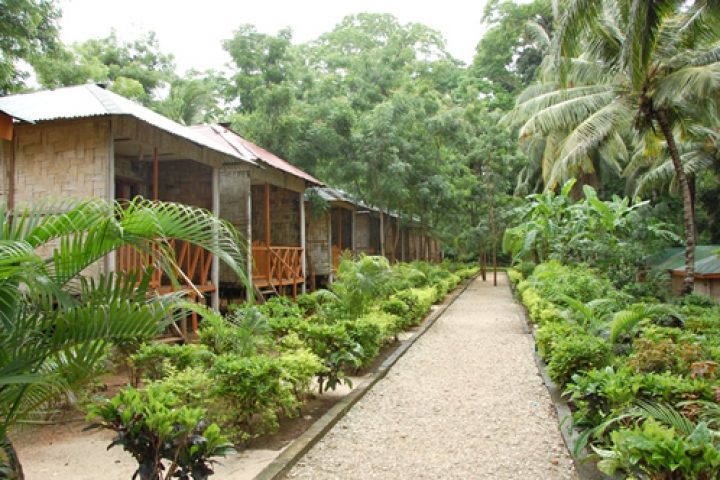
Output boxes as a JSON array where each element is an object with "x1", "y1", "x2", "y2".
[
  {"x1": 379, "y1": 211, "x2": 385, "y2": 258},
  {"x1": 300, "y1": 190, "x2": 307, "y2": 294},
  {"x1": 211, "y1": 167, "x2": 220, "y2": 310}
]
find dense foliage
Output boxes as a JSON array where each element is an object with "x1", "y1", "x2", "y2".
[
  {"x1": 94, "y1": 257, "x2": 476, "y2": 468},
  {"x1": 513, "y1": 261, "x2": 720, "y2": 478},
  {"x1": 0, "y1": 198, "x2": 246, "y2": 479}
]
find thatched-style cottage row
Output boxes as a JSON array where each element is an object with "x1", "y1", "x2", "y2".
[{"x1": 0, "y1": 84, "x2": 441, "y2": 337}]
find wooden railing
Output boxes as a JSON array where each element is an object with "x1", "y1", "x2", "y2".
[
  {"x1": 116, "y1": 240, "x2": 215, "y2": 340},
  {"x1": 117, "y1": 239, "x2": 214, "y2": 291},
  {"x1": 252, "y1": 245, "x2": 304, "y2": 297}
]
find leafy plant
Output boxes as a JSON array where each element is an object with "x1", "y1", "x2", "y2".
[
  {"x1": 547, "y1": 334, "x2": 610, "y2": 388},
  {"x1": 0, "y1": 198, "x2": 245, "y2": 478},
  {"x1": 595, "y1": 409, "x2": 720, "y2": 480},
  {"x1": 209, "y1": 355, "x2": 298, "y2": 440},
  {"x1": 609, "y1": 304, "x2": 681, "y2": 344},
  {"x1": 86, "y1": 386, "x2": 234, "y2": 480},
  {"x1": 131, "y1": 343, "x2": 215, "y2": 381}
]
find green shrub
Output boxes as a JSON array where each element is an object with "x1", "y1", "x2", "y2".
[
  {"x1": 597, "y1": 419, "x2": 720, "y2": 479},
  {"x1": 198, "y1": 306, "x2": 270, "y2": 356},
  {"x1": 209, "y1": 355, "x2": 298, "y2": 439},
  {"x1": 535, "y1": 321, "x2": 584, "y2": 360},
  {"x1": 629, "y1": 337, "x2": 704, "y2": 374},
  {"x1": 520, "y1": 286, "x2": 561, "y2": 324},
  {"x1": 679, "y1": 292, "x2": 717, "y2": 308},
  {"x1": 381, "y1": 298, "x2": 410, "y2": 325},
  {"x1": 507, "y1": 268, "x2": 523, "y2": 285},
  {"x1": 332, "y1": 255, "x2": 393, "y2": 318},
  {"x1": 393, "y1": 290, "x2": 424, "y2": 325},
  {"x1": 409, "y1": 287, "x2": 437, "y2": 315},
  {"x1": 296, "y1": 320, "x2": 362, "y2": 392},
  {"x1": 343, "y1": 316, "x2": 386, "y2": 366},
  {"x1": 257, "y1": 295, "x2": 304, "y2": 319},
  {"x1": 529, "y1": 261, "x2": 617, "y2": 304},
  {"x1": 149, "y1": 366, "x2": 214, "y2": 411},
  {"x1": 278, "y1": 349, "x2": 325, "y2": 399},
  {"x1": 131, "y1": 343, "x2": 215, "y2": 381},
  {"x1": 547, "y1": 334, "x2": 611, "y2": 387},
  {"x1": 391, "y1": 264, "x2": 427, "y2": 289},
  {"x1": 566, "y1": 366, "x2": 717, "y2": 429},
  {"x1": 454, "y1": 266, "x2": 480, "y2": 280},
  {"x1": 295, "y1": 293, "x2": 317, "y2": 315}
]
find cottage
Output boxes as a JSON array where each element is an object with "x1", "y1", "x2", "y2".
[
  {"x1": 191, "y1": 124, "x2": 322, "y2": 300},
  {"x1": 0, "y1": 85, "x2": 254, "y2": 339}
]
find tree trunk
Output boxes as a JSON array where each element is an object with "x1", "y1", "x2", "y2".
[
  {"x1": 656, "y1": 109, "x2": 696, "y2": 295},
  {"x1": 1, "y1": 434, "x2": 24, "y2": 480},
  {"x1": 480, "y1": 246, "x2": 487, "y2": 281}
]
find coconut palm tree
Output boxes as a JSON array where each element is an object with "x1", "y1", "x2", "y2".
[
  {"x1": 0, "y1": 198, "x2": 246, "y2": 479},
  {"x1": 509, "y1": 0, "x2": 720, "y2": 293}
]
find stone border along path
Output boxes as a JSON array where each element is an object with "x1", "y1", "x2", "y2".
[{"x1": 283, "y1": 273, "x2": 577, "y2": 479}]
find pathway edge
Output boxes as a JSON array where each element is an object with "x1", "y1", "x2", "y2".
[
  {"x1": 511, "y1": 283, "x2": 613, "y2": 480},
  {"x1": 253, "y1": 274, "x2": 479, "y2": 480}
]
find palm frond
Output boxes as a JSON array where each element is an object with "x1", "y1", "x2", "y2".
[
  {"x1": 632, "y1": 400, "x2": 696, "y2": 436},
  {"x1": 609, "y1": 303, "x2": 680, "y2": 343},
  {"x1": 654, "y1": 63, "x2": 720, "y2": 108},
  {"x1": 520, "y1": 91, "x2": 615, "y2": 138},
  {"x1": 551, "y1": 100, "x2": 631, "y2": 186}
]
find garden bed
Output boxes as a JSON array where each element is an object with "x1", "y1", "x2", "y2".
[{"x1": 13, "y1": 259, "x2": 478, "y2": 479}]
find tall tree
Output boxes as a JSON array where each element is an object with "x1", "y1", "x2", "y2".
[
  {"x1": 33, "y1": 31, "x2": 176, "y2": 104},
  {"x1": 0, "y1": 0, "x2": 60, "y2": 94},
  {"x1": 509, "y1": 0, "x2": 720, "y2": 293},
  {"x1": 470, "y1": 0, "x2": 552, "y2": 106}
]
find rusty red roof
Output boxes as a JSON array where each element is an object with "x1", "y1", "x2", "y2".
[{"x1": 190, "y1": 124, "x2": 322, "y2": 186}]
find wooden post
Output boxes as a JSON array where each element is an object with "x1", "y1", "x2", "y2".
[
  {"x1": 211, "y1": 167, "x2": 220, "y2": 310},
  {"x1": 400, "y1": 228, "x2": 405, "y2": 262},
  {"x1": 338, "y1": 209, "x2": 344, "y2": 251},
  {"x1": 246, "y1": 181, "x2": 253, "y2": 302},
  {"x1": 264, "y1": 182, "x2": 271, "y2": 285},
  {"x1": 351, "y1": 208, "x2": 357, "y2": 259},
  {"x1": 105, "y1": 120, "x2": 115, "y2": 275},
  {"x1": 300, "y1": 190, "x2": 306, "y2": 294},
  {"x1": 327, "y1": 210, "x2": 333, "y2": 279},
  {"x1": 6, "y1": 135, "x2": 15, "y2": 211},
  {"x1": 379, "y1": 211, "x2": 385, "y2": 258},
  {"x1": 152, "y1": 146, "x2": 158, "y2": 201}
]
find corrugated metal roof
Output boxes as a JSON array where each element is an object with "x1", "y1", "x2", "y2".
[
  {"x1": 0, "y1": 84, "x2": 243, "y2": 161},
  {"x1": 190, "y1": 124, "x2": 322, "y2": 185},
  {"x1": 647, "y1": 246, "x2": 720, "y2": 274},
  {"x1": 191, "y1": 124, "x2": 257, "y2": 164},
  {"x1": 307, "y1": 186, "x2": 357, "y2": 205}
]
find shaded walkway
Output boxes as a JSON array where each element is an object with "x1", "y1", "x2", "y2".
[{"x1": 287, "y1": 274, "x2": 576, "y2": 479}]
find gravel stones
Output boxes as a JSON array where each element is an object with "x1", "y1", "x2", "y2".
[{"x1": 287, "y1": 274, "x2": 577, "y2": 479}]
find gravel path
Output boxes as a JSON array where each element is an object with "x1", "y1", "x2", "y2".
[{"x1": 287, "y1": 274, "x2": 577, "y2": 479}]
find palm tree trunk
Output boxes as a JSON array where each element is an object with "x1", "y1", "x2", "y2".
[
  {"x1": 1, "y1": 434, "x2": 24, "y2": 480},
  {"x1": 655, "y1": 109, "x2": 696, "y2": 295}
]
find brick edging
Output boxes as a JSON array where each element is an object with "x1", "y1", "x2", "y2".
[{"x1": 254, "y1": 274, "x2": 479, "y2": 480}]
